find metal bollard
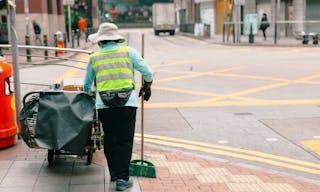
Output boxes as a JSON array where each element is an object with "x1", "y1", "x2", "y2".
[
  {"x1": 84, "y1": 29, "x2": 88, "y2": 42},
  {"x1": 85, "y1": 28, "x2": 90, "y2": 42},
  {"x1": 25, "y1": 36, "x2": 31, "y2": 62},
  {"x1": 232, "y1": 24, "x2": 236, "y2": 43},
  {"x1": 222, "y1": 24, "x2": 225, "y2": 42},
  {"x1": 312, "y1": 34, "x2": 318, "y2": 45},
  {"x1": 55, "y1": 31, "x2": 64, "y2": 56},
  {"x1": 64, "y1": 33, "x2": 67, "y2": 48},
  {"x1": 76, "y1": 29, "x2": 80, "y2": 47},
  {"x1": 43, "y1": 35, "x2": 48, "y2": 59},
  {"x1": 71, "y1": 30, "x2": 75, "y2": 48},
  {"x1": 248, "y1": 24, "x2": 254, "y2": 44},
  {"x1": 302, "y1": 34, "x2": 309, "y2": 45}
]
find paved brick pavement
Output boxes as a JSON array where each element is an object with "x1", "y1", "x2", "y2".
[
  {"x1": 1, "y1": 139, "x2": 319, "y2": 192},
  {"x1": 132, "y1": 147, "x2": 320, "y2": 192},
  {"x1": 89, "y1": 143, "x2": 320, "y2": 192}
]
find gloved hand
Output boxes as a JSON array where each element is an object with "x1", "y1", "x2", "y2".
[{"x1": 139, "y1": 81, "x2": 152, "y2": 101}]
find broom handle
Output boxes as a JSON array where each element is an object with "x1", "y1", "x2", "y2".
[
  {"x1": 141, "y1": 78, "x2": 144, "y2": 161},
  {"x1": 141, "y1": 33, "x2": 145, "y2": 161}
]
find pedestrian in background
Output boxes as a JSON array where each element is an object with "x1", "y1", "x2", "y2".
[
  {"x1": 83, "y1": 22, "x2": 153, "y2": 191},
  {"x1": 259, "y1": 13, "x2": 270, "y2": 40},
  {"x1": 32, "y1": 19, "x2": 42, "y2": 45},
  {"x1": 77, "y1": 17, "x2": 87, "y2": 38}
]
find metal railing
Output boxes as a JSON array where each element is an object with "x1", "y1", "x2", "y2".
[
  {"x1": 0, "y1": 44, "x2": 93, "y2": 64},
  {"x1": 222, "y1": 20, "x2": 320, "y2": 45}
]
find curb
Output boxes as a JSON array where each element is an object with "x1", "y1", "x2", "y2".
[{"x1": 177, "y1": 32, "x2": 320, "y2": 48}]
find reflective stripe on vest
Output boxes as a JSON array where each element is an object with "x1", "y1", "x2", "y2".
[{"x1": 90, "y1": 46, "x2": 134, "y2": 92}]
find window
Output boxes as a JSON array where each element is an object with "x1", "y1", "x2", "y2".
[
  {"x1": 57, "y1": 0, "x2": 62, "y2": 15},
  {"x1": 47, "y1": 0, "x2": 53, "y2": 14}
]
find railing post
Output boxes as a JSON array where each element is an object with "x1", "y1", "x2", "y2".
[
  {"x1": 85, "y1": 28, "x2": 90, "y2": 42},
  {"x1": 76, "y1": 29, "x2": 80, "y2": 47},
  {"x1": 223, "y1": 23, "x2": 225, "y2": 42},
  {"x1": 84, "y1": 29, "x2": 87, "y2": 42},
  {"x1": 64, "y1": 33, "x2": 67, "y2": 48},
  {"x1": 233, "y1": 24, "x2": 236, "y2": 43},
  {"x1": 249, "y1": 24, "x2": 254, "y2": 44},
  {"x1": 25, "y1": 35, "x2": 31, "y2": 62},
  {"x1": 43, "y1": 35, "x2": 48, "y2": 59},
  {"x1": 71, "y1": 30, "x2": 75, "y2": 48}
]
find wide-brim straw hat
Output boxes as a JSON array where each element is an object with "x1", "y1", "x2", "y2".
[{"x1": 88, "y1": 22, "x2": 125, "y2": 43}]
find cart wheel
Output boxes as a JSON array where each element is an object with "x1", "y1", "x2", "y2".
[
  {"x1": 48, "y1": 149, "x2": 54, "y2": 166},
  {"x1": 86, "y1": 149, "x2": 93, "y2": 165}
]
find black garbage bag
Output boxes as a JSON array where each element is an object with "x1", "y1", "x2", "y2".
[{"x1": 20, "y1": 91, "x2": 94, "y2": 155}]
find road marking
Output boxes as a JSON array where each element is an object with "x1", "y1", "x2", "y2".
[
  {"x1": 223, "y1": 72, "x2": 320, "y2": 99},
  {"x1": 208, "y1": 72, "x2": 320, "y2": 85},
  {"x1": 266, "y1": 138, "x2": 278, "y2": 142},
  {"x1": 218, "y1": 140, "x2": 229, "y2": 144},
  {"x1": 152, "y1": 60, "x2": 200, "y2": 69},
  {"x1": 54, "y1": 58, "x2": 87, "y2": 84},
  {"x1": 155, "y1": 66, "x2": 245, "y2": 83},
  {"x1": 300, "y1": 140, "x2": 320, "y2": 156},
  {"x1": 135, "y1": 134, "x2": 320, "y2": 174},
  {"x1": 148, "y1": 68, "x2": 320, "y2": 107},
  {"x1": 153, "y1": 85, "x2": 222, "y2": 97}
]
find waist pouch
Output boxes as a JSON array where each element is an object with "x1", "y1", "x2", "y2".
[{"x1": 99, "y1": 88, "x2": 133, "y2": 107}]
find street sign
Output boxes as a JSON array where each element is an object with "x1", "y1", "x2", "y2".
[
  {"x1": 244, "y1": 14, "x2": 258, "y2": 35},
  {"x1": 63, "y1": 0, "x2": 74, "y2": 6}
]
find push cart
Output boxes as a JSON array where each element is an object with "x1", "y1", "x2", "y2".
[{"x1": 19, "y1": 90, "x2": 102, "y2": 166}]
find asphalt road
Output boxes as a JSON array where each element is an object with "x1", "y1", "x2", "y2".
[{"x1": 19, "y1": 28, "x2": 320, "y2": 182}]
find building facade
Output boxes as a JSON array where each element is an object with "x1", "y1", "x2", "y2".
[
  {"x1": 0, "y1": 0, "x2": 99, "y2": 45},
  {"x1": 176, "y1": 0, "x2": 320, "y2": 38},
  {"x1": 15, "y1": 0, "x2": 65, "y2": 45}
]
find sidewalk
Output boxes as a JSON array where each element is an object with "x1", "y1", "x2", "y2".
[
  {"x1": 0, "y1": 139, "x2": 319, "y2": 192},
  {"x1": 178, "y1": 32, "x2": 319, "y2": 47}
]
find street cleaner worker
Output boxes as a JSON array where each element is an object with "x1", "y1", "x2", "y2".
[{"x1": 83, "y1": 22, "x2": 153, "y2": 191}]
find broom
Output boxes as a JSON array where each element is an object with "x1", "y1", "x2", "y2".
[{"x1": 129, "y1": 33, "x2": 156, "y2": 178}]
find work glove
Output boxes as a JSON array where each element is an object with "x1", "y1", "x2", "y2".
[{"x1": 139, "y1": 81, "x2": 152, "y2": 101}]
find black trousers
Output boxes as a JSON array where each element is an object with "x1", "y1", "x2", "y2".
[
  {"x1": 262, "y1": 29, "x2": 267, "y2": 39},
  {"x1": 98, "y1": 107, "x2": 137, "y2": 180}
]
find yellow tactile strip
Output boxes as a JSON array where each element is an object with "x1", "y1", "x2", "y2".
[{"x1": 134, "y1": 148, "x2": 320, "y2": 192}]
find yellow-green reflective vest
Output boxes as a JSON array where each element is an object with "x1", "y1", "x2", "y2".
[{"x1": 90, "y1": 46, "x2": 135, "y2": 92}]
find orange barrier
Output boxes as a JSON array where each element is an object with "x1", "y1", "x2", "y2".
[
  {"x1": 57, "y1": 41, "x2": 64, "y2": 55},
  {"x1": 0, "y1": 61, "x2": 17, "y2": 148}
]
